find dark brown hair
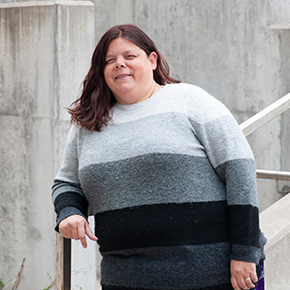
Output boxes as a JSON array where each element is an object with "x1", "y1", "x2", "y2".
[{"x1": 68, "y1": 24, "x2": 180, "y2": 131}]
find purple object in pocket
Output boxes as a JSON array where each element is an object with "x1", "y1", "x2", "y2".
[{"x1": 255, "y1": 262, "x2": 264, "y2": 290}]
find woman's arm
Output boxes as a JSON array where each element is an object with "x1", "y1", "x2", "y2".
[
  {"x1": 189, "y1": 89, "x2": 262, "y2": 262},
  {"x1": 187, "y1": 86, "x2": 265, "y2": 289},
  {"x1": 52, "y1": 125, "x2": 97, "y2": 247}
]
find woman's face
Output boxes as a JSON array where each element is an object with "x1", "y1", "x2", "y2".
[{"x1": 104, "y1": 37, "x2": 158, "y2": 105}]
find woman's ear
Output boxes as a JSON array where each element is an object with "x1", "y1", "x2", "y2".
[{"x1": 149, "y1": 52, "x2": 158, "y2": 70}]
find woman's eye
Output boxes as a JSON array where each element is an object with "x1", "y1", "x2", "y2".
[
  {"x1": 126, "y1": 55, "x2": 136, "y2": 59},
  {"x1": 105, "y1": 59, "x2": 114, "y2": 64}
]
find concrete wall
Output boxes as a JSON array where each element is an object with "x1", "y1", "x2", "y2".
[
  {"x1": 1, "y1": 0, "x2": 290, "y2": 289},
  {"x1": 0, "y1": 1, "x2": 94, "y2": 289}
]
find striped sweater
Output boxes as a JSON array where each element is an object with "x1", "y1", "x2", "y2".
[{"x1": 52, "y1": 83, "x2": 266, "y2": 289}]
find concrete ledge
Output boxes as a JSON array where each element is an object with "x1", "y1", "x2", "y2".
[
  {"x1": 260, "y1": 193, "x2": 290, "y2": 289},
  {"x1": 0, "y1": 1, "x2": 94, "y2": 8},
  {"x1": 268, "y1": 24, "x2": 290, "y2": 29},
  {"x1": 260, "y1": 193, "x2": 290, "y2": 250}
]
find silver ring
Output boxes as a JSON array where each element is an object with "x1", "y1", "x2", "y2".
[{"x1": 245, "y1": 277, "x2": 251, "y2": 282}]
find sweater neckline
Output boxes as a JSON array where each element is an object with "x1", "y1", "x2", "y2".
[{"x1": 114, "y1": 85, "x2": 168, "y2": 111}]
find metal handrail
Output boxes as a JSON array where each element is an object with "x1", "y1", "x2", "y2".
[
  {"x1": 256, "y1": 169, "x2": 290, "y2": 181},
  {"x1": 239, "y1": 92, "x2": 290, "y2": 183},
  {"x1": 240, "y1": 92, "x2": 290, "y2": 137},
  {"x1": 256, "y1": 169, "x2": 290, "y2": 194}
]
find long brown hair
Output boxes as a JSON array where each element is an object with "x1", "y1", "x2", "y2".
[{"x1": 69, "y1": 24, "x2": 180, "y2": 131}]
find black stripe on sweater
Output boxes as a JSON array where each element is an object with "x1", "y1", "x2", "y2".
[
  {"x1": 54, "y1": 192, "x2": 88, "y2": 217},
  {"x1": 228, "y1": 204, "x2": 260, "y2": 247},
  {"x1": 95, "y1": 201, "x2": 232, "y2": 252}
]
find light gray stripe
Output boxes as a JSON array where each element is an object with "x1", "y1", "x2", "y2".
[
  {"x1": 52, "y1": 128, "x2": 83, "y2": 202},
  {"x1": 100, "y1": 243, "x2": 231, "y2": 289},
  {"x1": 78, "y1": 111, "x2": 207, "y2": 168},
  {"x1": 54, "y1": 132, "x2": 80, "y2": 184},
  {"x1": 190, "y1": 114, "x2": 254, "y2": 169},
  {"x1": 79, "y1": 153, "x2": 226, "y2": 215},
  {"x1": 216, "y1": 158, "x2": 259, "y2": 207}
]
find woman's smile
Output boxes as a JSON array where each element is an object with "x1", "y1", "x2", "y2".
[{"x1": 115, "y1": 74, "x2": 132, "y2": 80}]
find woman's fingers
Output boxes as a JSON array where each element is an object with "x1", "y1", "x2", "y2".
[
  {"x1": 77, "y1": 222, "x2": 88, "y2": 248},
  {"x1": 85, "y1": 222, "x2": 98, "y2": 242},
  {"x1": 250, "y1": 270, "x2": 258, "y2": 283},
  {"x1": 230, "y1": 275, "x2": 240, "y2": 290}
]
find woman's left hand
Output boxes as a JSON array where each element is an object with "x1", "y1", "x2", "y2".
[{"x1": 230, "y1": 260, "x2": 258, "y2": 290}]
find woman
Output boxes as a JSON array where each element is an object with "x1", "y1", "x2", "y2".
[{"x1": 52, "y1": 24, "x2": 266, "y2": 290}]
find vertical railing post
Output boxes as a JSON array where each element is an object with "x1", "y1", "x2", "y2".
[
  {"x1": 56, "y1": 234, "x2": 72, "y2": 290},
  {"x1": 64, "y1": 238, "x2": 71, "y2": 290},
  {"x1": 56, "y1": 234, "x2": 64, "y2": 290}
]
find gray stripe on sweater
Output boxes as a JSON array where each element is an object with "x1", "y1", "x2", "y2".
[
  {"x1": 77, "y1": 111, "x2": 206, "y2": 169},
  {"x1": 76, "y1": 111, "x2": 252, "y2": 172},
  {"x1": 111, "y1": 83, "x2": 232, "y2": 125},
  {"x1": 77, "y1": 112, "x2": 252, "y2": 170},
  {"x1": 78, "y1": 153, "x2": 257, "y2": 215},
  {"x1": 80, "y1": 153, "x2": 226, "y2": 214},
  {"x1": 52, "y1": 181, "x2": 84, "y2": 203},
  {"x1": 216, "y1": 158, "x2": 259, "y2": 206},
  {"x1": 190, "y1": 114, "x2": 254, "y2": 169},
  {"x1": 101, "y1": 243, "x2": 231, "y2": 289},
  {"x1": 52, "y1": 133, "x2": 83, "y2": 202},
  {"x1": 54, "y1": 132, "x2": 80, "y2": 186}
]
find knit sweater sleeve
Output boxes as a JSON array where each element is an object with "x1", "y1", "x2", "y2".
[
  {"x1": 52, "y1": 125, "x2": 88, "y2": 231},
  {"x1": 187, "y1": 86, "x2": 264, "y2": 263}
]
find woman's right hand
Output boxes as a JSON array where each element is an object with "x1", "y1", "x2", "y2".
[{"x1": 59, "y1": 215, "x2": 98, "y2": 248}]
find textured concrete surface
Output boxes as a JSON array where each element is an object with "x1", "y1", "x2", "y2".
[{"x1": 0, "y1": 1, "x2": 94, "y2": 289}]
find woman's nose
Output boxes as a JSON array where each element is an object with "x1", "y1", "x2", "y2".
[{"x1": 115, "y1": 57, "x2": 126, "y2": 68}]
